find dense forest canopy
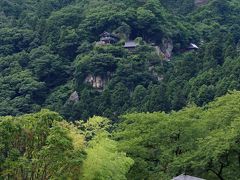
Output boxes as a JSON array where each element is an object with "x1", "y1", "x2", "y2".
[
  {"x1": 0, "y1": 0, "x2": 240, "y2": 179},
  {"x1": 0, "y1": 0, "x2": 239, "y2": 120},
  {"x1": 2, "y1": 91, "x2": 240, "y2": 179}
]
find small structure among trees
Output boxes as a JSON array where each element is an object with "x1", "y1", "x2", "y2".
[
  {"x1": 173, "y1": 174, "x2": 205, "y2": 180},
  {"x1": 187, "y1": 43, "x2": 199, "y2": 50},
  {"x1": 97, "y1": 31, "x2": 119, "y2": 45},
  {"x1": 124, "y1": 41, "x2": 138, "y2": 50}
]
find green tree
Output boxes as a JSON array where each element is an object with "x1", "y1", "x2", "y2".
[{"x1": 0, "y1": 109, "x2": 85, "y2": 179}]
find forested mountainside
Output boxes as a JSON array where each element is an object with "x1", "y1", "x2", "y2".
[
  {"x1": 0, "y1": 0, "x2": 239, "y2": 120},
  {"x1": 1, "y1": 0, "x2": 240, "y2": 179}
]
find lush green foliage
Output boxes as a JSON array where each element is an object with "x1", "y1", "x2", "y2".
[
  {"x1": 0, "y1": 110, "x2": 133, "y2": 179},
  {"x1": 2, "y1": 91, "x2": 240, "y2": 179},
  {"x1": 1, "y1": 1, "x2": 240, "y2": 178},
  {"x1": 114, "y1": 91, "x2": 240, "y2": 179},
  {"x1": 0, "y1": 0, "x2": 239, "y2": 120}
]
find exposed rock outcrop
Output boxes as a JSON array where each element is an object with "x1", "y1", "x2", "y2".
[
  {"x1": 195, "y1": 0, "x2": 208, "y2": 6},
  {"x1": 160, "y1": 38, "x2": 173, "y2": 61},
  {"x1": 84, "y1": 75, "x2": 107, "y2": 90},
  {"x1": 148, "y1": 66, "x2": 164, "y2": 82},
  {"x1": 68, "y1": 91, "x2": 79, "y2": 103}
]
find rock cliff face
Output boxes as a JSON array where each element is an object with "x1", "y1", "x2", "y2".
[
  {"x1": 195, "y1": 0, "x2": 208, "y2": 6},
  {"x1": 160, "y1": 38, "x2": 173, "y2": 61},
  {"x1": 68, "y1": 91, "x2": 79, "y2": 103},
  {"x1": 84, "y1": 75, "x2": 107, "y2": 89},
  {"x1": 148, "y1": 66, "x2": 164, "y2": 82}
]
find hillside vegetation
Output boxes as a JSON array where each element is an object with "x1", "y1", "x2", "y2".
[
  {"x1": 1, "y1": 91, "x2": 240, "y2": 179},
  {"x1": 1, "y1": 0, "x2": 240, "y2": 179},
  {"x1": 0, "y1": 0, "x2": 239, "y2": 120}
]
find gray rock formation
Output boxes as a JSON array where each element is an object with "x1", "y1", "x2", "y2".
[
  {"x1": 85, "y1": 74, "x2": 107, "y2": 89},
  {"x1": 161, "y1": 38, "x2": 173, "y2": 61},
  {"x1": 195, "y1": 0, "x2": 208, "y2": 6},
  {"x1": 148, "y1": 66, "x2": 164, "y2": 82},
  {"x1": 69, "y1": 91, "x2": 79, "y2": 103}
]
